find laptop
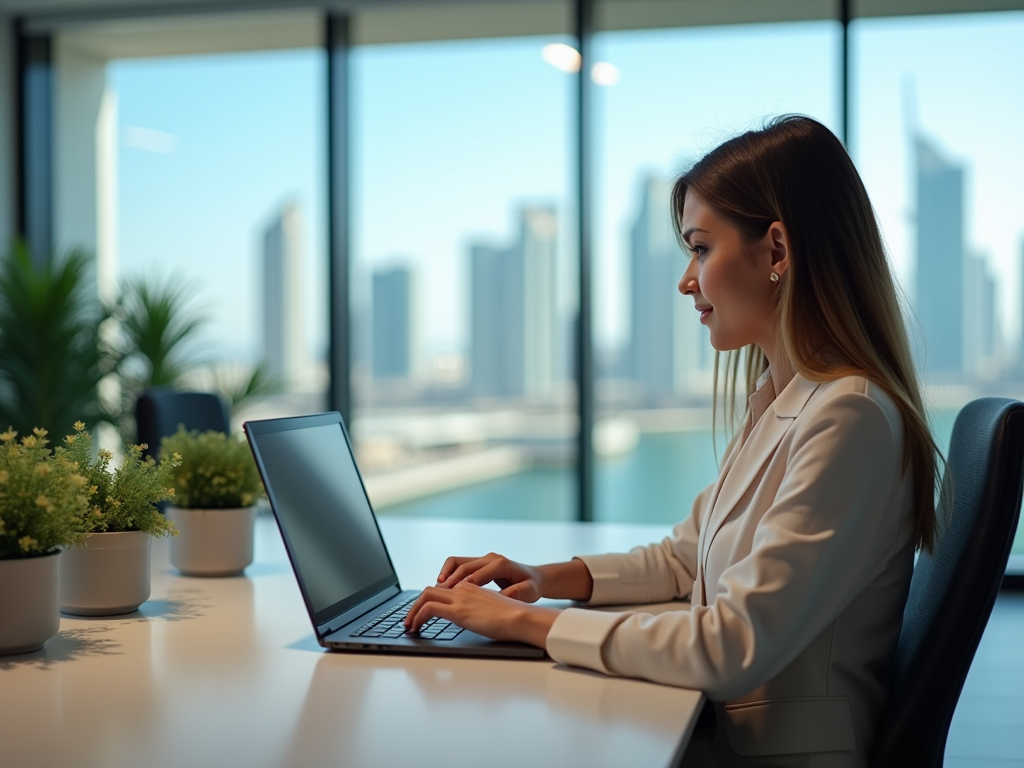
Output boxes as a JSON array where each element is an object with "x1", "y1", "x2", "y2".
[{"x1": 243, "y1": 411, "x2": 545, "y2": 659}]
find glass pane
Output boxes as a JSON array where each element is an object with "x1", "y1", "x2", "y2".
[
  {"x1": 351, "y1": 25, "x2": 576, "y2": 521},
  {"x1": 593, "y1": 21, "x2": 841, "y2": 523},
  {"x1": 851, "y1": 11, "x2": 1024, "y2": 557},
  {"x1": 52, "y1": 36, "x2": 328, "y2": 444}
]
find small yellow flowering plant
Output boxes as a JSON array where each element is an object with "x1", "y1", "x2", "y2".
[
  {"x1": 0, "y1": 427, "x2": 91, "y2": 559},
  {"x1": 58, "y1": 422, "x2": 179, "y2": 537},
  {"x1": 160, "y1": 427, "x2": 263, "y2": 509}
]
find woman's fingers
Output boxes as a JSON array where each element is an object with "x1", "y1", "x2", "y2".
[
  {"x1": 403, "y1": 582, "x2": 534, "y2": 644},
  {"x1": 463, "y1": 558, "x2": 530, "y2": 594},
  {"x1": 436, "y1": 556, "x2": 478, "y2": 584},
  {"x1": 437, "y1": 553, "x2": 502, "y2": 587},
  {"x1": 405, "y1": 586, "x2": 454, "y2": 632}
]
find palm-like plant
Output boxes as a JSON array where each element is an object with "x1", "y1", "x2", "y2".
[
  {"x1": 104, "y1": 276, "x2": 208, "y2": 442},
  {"x1": 0, "y1": 243, "x2": 111, "y2": 438},
  {"x1": 105, "y1": 277, "x2": 282, "y2": 440},
  {"x1": 209, "y1": 361, "x2": 284, "y2": 414},
  {"x1": 114, "y1": 276, "x2": 207, "y2": 389}
]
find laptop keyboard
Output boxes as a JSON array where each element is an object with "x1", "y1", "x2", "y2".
[{"x1": 351, "y1": 595, "x2": 466, "y2": 641}]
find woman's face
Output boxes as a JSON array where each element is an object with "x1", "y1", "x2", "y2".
[{"x1": 677, "y1": 189, "x2": 785, "y2": 352}]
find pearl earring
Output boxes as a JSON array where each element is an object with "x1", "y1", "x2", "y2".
[{"x1": 770, "y1": 272, "x2": 780, "y2": 283}]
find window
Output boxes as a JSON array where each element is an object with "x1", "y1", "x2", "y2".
[
  {"x1": 50, "y1": 13, "x2": 328, "y2": 445},
  {"x1": 852, "y1": 11, "x2": 1024, "y2": 560},
  {"x1": 349, "y1": 4, "x2": 578, "y2": 520},
  {"x1": 592, "y1": 20, "x2": 841, "y2": 523}
]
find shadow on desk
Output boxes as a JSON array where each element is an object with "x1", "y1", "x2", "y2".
[{"x1": 0, "y1": 623, "x2": 124, "y2": 670}]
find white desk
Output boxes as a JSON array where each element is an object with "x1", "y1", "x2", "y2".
[{"x1": 0, "y1": 516, "x2": 704, "y2": 768}]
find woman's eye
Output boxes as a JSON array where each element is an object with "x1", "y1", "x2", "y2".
[{"x1": 689, "y1": 245, "x2": 708, "y2": 261}]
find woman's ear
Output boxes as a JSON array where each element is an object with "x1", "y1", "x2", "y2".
[{"x1": 767, "y1": 221, "x2": 790, "y2": 277}]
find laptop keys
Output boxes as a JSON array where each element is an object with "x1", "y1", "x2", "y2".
[{"x1": 351, "y1": 597, "x2": 465, "y2": 641}]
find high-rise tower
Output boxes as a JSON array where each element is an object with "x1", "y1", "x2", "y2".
[
  {"x1": 964, "y1": 252, "x2": 998, "y2": 379},
  {"x1": 914, "y1": 137, "x2": 964, "y2": 379},
  {"x1": 371, "y1": 265, "x2": 417, "y2": 381},
  {"x1": 629, "y1": 175, "x2": 709, "y2": 404},
  {"x1": 469, "y1": 206, "x2": 559, "y2": 400},
  {"x1": 262, "y1": 202, "x2": 305, "y2": 388}
]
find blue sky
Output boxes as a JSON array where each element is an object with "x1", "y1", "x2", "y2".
[{"x1": 108, "y1": 12, "x2": 1024, "y2": 367}]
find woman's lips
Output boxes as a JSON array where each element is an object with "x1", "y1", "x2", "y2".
[{"x1": 699, "y1": 308, "x2": 712, "y2": 324}]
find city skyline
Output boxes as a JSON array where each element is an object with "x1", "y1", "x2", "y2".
[
  {"x1": 364, "y1": 145, "x2": 1015, "y2": 405},
  {"x1": 102, "y1": 16, "x2": 1024, "y2": 389}
]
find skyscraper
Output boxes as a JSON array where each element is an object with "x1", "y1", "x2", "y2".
[
  {"x1": 914, "y1": 137, "x2": 965, "y2": 379},
  {"x1": 963, "y1": 252, "x2": 998, "y2": 379},
  {"x1": 262, "y1": 202, "x2": 305, "y2": 387},
  {"x1": 372, "y1": 265, "x2": 417, "y2": 381},
  {"x1": 469, "y1": 206, "x2": 559, "y2": 400},
  {"x1": 521, "y1": 207, "x2": 559, "y2": 399},
  {"x1": 470, "y1": 244, "x2": 514, "y2": 397},
  {"x1": 629, "y1": 175, "x2": 710, "y2": 404}
]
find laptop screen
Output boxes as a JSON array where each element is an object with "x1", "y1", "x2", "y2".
[{"x1": 245, "y1": 415, "x2": 398, "y2": 623}]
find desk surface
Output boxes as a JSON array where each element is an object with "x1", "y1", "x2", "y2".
[{"x1": 0, "y1": 515, "x2": 704, "y2": 768}]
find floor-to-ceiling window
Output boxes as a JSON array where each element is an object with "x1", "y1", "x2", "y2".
[
  {"x1": 48, "y1": 12, "x2": 328, "y2": 449},
  {"x1": 19, "y1": 2, "x2": 1024, "y2": 566},
  {"x1": 591, "y1": 15, "x2": 841, "y2": 523},
  {"x1": 852, "y1": 10, "x2": 1024, "y2": 561},
  {"x1": 349, "y1": 3, "x2": 578, "y2": 520}
]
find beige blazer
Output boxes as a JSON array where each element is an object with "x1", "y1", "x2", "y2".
[{"x1": 546, "y1": 374, "x2": 916, "y2": 768}]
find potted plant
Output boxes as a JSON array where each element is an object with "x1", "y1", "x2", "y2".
[
  {"x1": 161, "y1": 427, "x2": 263, "y2": 577},
  {"x1": 57, "y1": 422, "x2": 178, "y2": 616},
  {"x1": 0, "y1": 427, "x2": 90, "y2": 655},
  {"x1": 0, "y1": 243, "x2": 113, "y2": 440}
]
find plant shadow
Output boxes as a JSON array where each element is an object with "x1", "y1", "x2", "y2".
[
  {"x1": 137, "y1": 588, "x2": 212, "y2": 622},
  {"x1": 0, "y1": 624, "x2": 123, "y2": 670}
]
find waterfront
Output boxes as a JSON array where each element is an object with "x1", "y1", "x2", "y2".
[{"x1": 380, "y1": 407, "x2": 1024, "y2": 556}]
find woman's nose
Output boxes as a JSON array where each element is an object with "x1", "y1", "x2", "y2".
[{"x1": 679, "y1": 261, "x2": 698, "y2": 296}]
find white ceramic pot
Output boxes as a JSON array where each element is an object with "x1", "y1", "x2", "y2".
[
  {"x1": 166, "y1": 506, "x2": 257, "y2": 577},
  {"x1": 0, "y1": 551, "x2": 61, "y2": 655},
  {"x1": 60, "y1": 531, "x2": 152, "y2": 616}
]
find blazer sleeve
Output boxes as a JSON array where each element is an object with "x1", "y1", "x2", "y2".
[
  {"x1": 546, "y1": 390, "x2": 907, "y2": 700},
  {"x1": 574, "y1": 479, "x2": 713, "y2": 606}
]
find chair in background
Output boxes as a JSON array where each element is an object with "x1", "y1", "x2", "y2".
[
  {"x1": 871, "y1": 398, "x2": 1024, "y2": 767},
  {"x1": 135, "y1": 388, "x2": 231, "y2": 461}
]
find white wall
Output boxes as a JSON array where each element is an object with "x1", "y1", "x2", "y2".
[{"x1": 54, "y1": 38, "x2": 116, "y2": 297}]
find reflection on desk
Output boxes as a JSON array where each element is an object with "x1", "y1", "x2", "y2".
[{"x1": 0, "y1": 515, "x2": 703, "y2": 768}]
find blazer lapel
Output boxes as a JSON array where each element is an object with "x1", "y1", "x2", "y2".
[{"x1": 698, "y1": 375, "x2": 823, "y2": 593}]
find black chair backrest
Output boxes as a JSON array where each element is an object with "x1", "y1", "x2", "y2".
[
  {"x1": 135, "y1": 388, "x2": 231, "y2": 460},
  {"x1": 871, "y1": 398, "x2": 1024, "y2": 767}
]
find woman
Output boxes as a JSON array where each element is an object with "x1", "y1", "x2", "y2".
[{"x1": 404, "y1": 115, "x2": 941, "y2": 767}]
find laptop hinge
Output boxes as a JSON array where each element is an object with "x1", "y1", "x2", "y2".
[{"x1": 318, "y1": 584, "x2": 402, "y2": 639}]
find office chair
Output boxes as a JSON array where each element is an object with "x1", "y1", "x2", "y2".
[
  {"x1": 135, "y1": 388, "x2": 231, "y2": 460},
  {"x1": 870, "y1": 398, "x2": 1024, "y2": 768}
]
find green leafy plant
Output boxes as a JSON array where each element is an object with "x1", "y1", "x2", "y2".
[
  {"x1": 104, "y1": 276, "x2": 282, "y2": 441},
  {"x1": 210, "y1": 361, "x2": 285, "y2": 414},
  {"x1": 103, "y1": 276, "x2": 207, "y2": 443},
  {"x1": 0, "y1": 427, "x2": 91, "y2": 559},
  {"x1": 160, "y1": 428, "x2": 263, "y2": 509},
  {"x1": 58, "y1": 422, "x2": 178, "y2": 537},
  {"x1": 0, "y1": 243, "x2": 112, "y2": 439}
]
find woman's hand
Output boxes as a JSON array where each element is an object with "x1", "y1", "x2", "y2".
[
  {"x1": 435, "y1": 553, "x2": 546, "y2": 602},
  {"x1": 436, "y1": 554, "x2": 595, "y2": 603},
  {"x1": 404, "y1": 581, "x2": 560, "y2": 648}
]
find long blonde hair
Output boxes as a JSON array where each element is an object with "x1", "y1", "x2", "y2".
[{"x1": 672, "y1": 115, "x2": 942, "y2": 552}]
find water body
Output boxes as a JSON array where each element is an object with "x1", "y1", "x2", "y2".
[{"x1": 383, "y1": 407, "x2": 1024, "y2": 554}]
